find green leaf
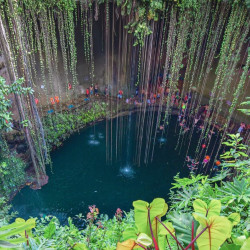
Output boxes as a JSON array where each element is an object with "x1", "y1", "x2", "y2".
[
  {"x1": 193, "y1": 213, "x2": 208, "y2": 227},
  {"x1": 193, "y1": 199, "x2": 221, "y2": 218},
  {"x1": 228, "y1": 213, "x2": 240, "y2": 226},
  {"x1": 44, "y1": 218, "x2": 56, "y2": 239},
  {"x1": 0, "y1": 218, "x2": 35, "y2": 245},
  {"x1": 238, "y1": 152, "x2": 248, "y2": 157},
  {"x1": 133, "y1": 198, "x2": 167, "y2": 237},
  {"x1": 241, "y1": 238, "x2": 250, "y2": 250},
  {"x1": 73, "y1": 243, "x2": 88, "y2": 250},
  {"x1": 0, "y1": 240, "x2": 22, "y2": 249},
  {"x1": 133, "y1": 200, "x2": 149, "y2": 235},
  {"x1": 123, "y1": 227, "x2": 138, "y2": 241},
  {"x1": 220, "y1": 242, "x2": 241, "y2": 250},
  {"x1": 158, "y1": 221, "x2": 175, "y2": 250},
  {"x1": 168, "y1": 212, "x2": 198, "y2": 248},
  {"x1": 196, "y1": 216, "x2": 232, "y2": 250}
]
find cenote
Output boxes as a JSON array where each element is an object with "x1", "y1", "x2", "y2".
[
  {"x1": 1, "y1": 0, "x2": 249, "y2": 248},
  {"x1": 12, "y1": 112, "x2": 219, "y2": 222}
]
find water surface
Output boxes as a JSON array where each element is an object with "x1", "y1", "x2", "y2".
[{"x1": 12, "y1": 113, "x2": 204, "y2": 221}]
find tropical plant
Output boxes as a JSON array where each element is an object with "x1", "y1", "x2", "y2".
[
  {"x1": 0, "y1": 155, "x2": 26, "y2": 196},
  {"x1": 117, "y1": 198, "x2": 238, "y2": 250},
  {"x1": 0, "y1": 76, "x2": 33, "y2": 131},
  {"x1": 220, "y1": 133, "x2": 249, "y2": 179},
  {"x1": 238, "y1": 97, "x2": 250, "y2": 116},
  {"x1": 0, "y1": 217, "x2": 35, "y2": 249},
  {"x1": 44, "y1": 102, "x2": 108, "y2": 150},
  {"x1": 0, "y1": 197, "x2": 17, "y2": 226}
]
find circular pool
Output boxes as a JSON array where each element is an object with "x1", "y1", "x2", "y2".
[{"x1": 12, "y1": 112, "x2": 206, "y2": 221}]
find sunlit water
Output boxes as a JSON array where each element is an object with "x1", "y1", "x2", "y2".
[{"x1": 12, "y1": 113, "x2": 219, "y2": 222}]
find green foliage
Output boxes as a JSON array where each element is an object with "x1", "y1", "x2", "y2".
[
  {"x1": 125, "y1": 21, "x2": 152, "y2": 47},
  {"x1": 0, "y1": 77, "x2": 33, "y2": 131},
  {"x1": 0, "y1": 198, "x2": 17, "y2": 227},
  {"x1": 44, "y1": 102, "x2": 107, "y2": 150},
  {"x1": 220, "y1": 134, "x2": 249, "y2": 179},
  {"x1": 119, "y1": 0, "x2": 165, "y2": 46},
  {"x1": 171, "y1": 173, "x2": 206, "y2": 189},
  {"x1": 238, "y1": 97, "x2": 250, "y2": 115},
  {"x1": 25, "y1": 210, "x2": 134, "y2": 249},
  {"x1": 0, "y1": 152, "x2": 26, "y2": 197},
  {"x1": 43, "y1": 218, "x2": 56, "y2": 239},
  {"x1": 0, "y1": 218, "x2": 35, "y2": 248},
  {"x1": 118, "y1": 198, "x2": 236, "y2": 249},
  {"x1": 195, "y1": 215, "x2": 232, "y2": 250},
  {"x1": 193, "y1": 199, "x2": 221, "y2": 217}
]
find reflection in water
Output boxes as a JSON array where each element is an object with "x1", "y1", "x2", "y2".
[
  {"x1": 119, "y1": 165, "x2": 136, "y2": 179},
  {"x1": 158, "y1": 137, "x2": 167, "y2": 143},
  {"x1": 88, "y1": 140, "x2": 100, "y2": 145},
  {"x1": 98, "y1": 132, "x2": 104, "y2": 139}
]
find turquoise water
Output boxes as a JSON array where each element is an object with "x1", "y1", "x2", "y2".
[{"x1": 12, "y1": 113, "x2": 202, "y2": 222}]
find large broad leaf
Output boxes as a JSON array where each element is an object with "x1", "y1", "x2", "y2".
[
  {"x1": 117, "y1": 239, "x2": 136, "y2": 250},
  {"x1": 193, "y1": 213, "x2": 208, "y2": 227},
  {"x1": 151, "y1": 201, "x2": 168, "y2": 240},
  {"x1": 117, "y1": 237, "x2": 148, "y2": 250},
  {"x1": 228, "y1": 213, "x2": 240, "y2": 226},
  {"x1": 133, "y1": 198, "x2": 167, "y2": 238},
  {"x1": 119, "y1": 228, "x2": 152, "y2": 250},
  {"x1": 241, "y1": 237, "x2": 250, "y2": 250},
  {"x1": 157, "y1": 220, "x2": 175, "y2": 250},
  {"x1": 123, "y1": 227, "x2": 138, "y2": 241},
  {"x1": 168, "y1": 212, "x2": 198, "y2": 248},
  {"x1": 193, "y1": 199, "x2": 221, "y2": 218},
  {"x1": 0, "y1": 240, "x2": 22, "y2": 249},
  {"x1": 226, "y1": 213, "x2": 241, "y2": 238},
  {"x1": 233, "y1": 235, "x2": 247, "y2": 246},
  {"x1": 133, "y1": 200, "x2": 149, "y2": 235},
  {"x1": 220, "y1": 242, "x2": 241, "y2": 250},
  {"x1": 196, "y1": 215, "x2": 232, "y2": 250},
  {"x1": 0, "y1": 218, "x2": 35, "y2": 245}
]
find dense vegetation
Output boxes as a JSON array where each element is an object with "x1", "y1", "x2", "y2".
[
  {"x1": 0, "y1": 131, "x2": 249, "y2": 249},
  {"x1": 1, "y1": 0, "x2": 249, "y2": 178},
  {"x1": 0, "y1": 76, "x2": 31, "y2": 197},
  {"x1": 44, "y1": 102, "x2": 107, "y2": 150},
  {"x1": 0, "y1": 0, "x2": 249, "y2": 249}
]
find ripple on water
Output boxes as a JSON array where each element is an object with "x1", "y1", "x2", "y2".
[
  {"x1": 88, "y1": 140, "x2": 100, "y2": 145},
  {"x1": 89, "y1": 134, "x2": 95, "y2": 139},
  {"x1": 158, "y1": 137, "x2": 167, "y2": 143},
  {"x1": 119, "y1": 165, "x2": 136, "y2": 179},
  {"x1": 98, "y1": 133, "x2": 104, "y2": 139}
]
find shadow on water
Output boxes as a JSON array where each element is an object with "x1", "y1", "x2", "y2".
[{"x1": 12, "y1": 112, "x2": 216, "y2": 222}]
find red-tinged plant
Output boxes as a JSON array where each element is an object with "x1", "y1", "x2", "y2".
[{"x1": 117, "y1": 198, "x2": 240, "y2": 249}]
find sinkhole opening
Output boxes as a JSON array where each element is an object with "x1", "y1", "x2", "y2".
[{"x1": 12, "y1": 112, "x2": 221, "y2": 223}]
